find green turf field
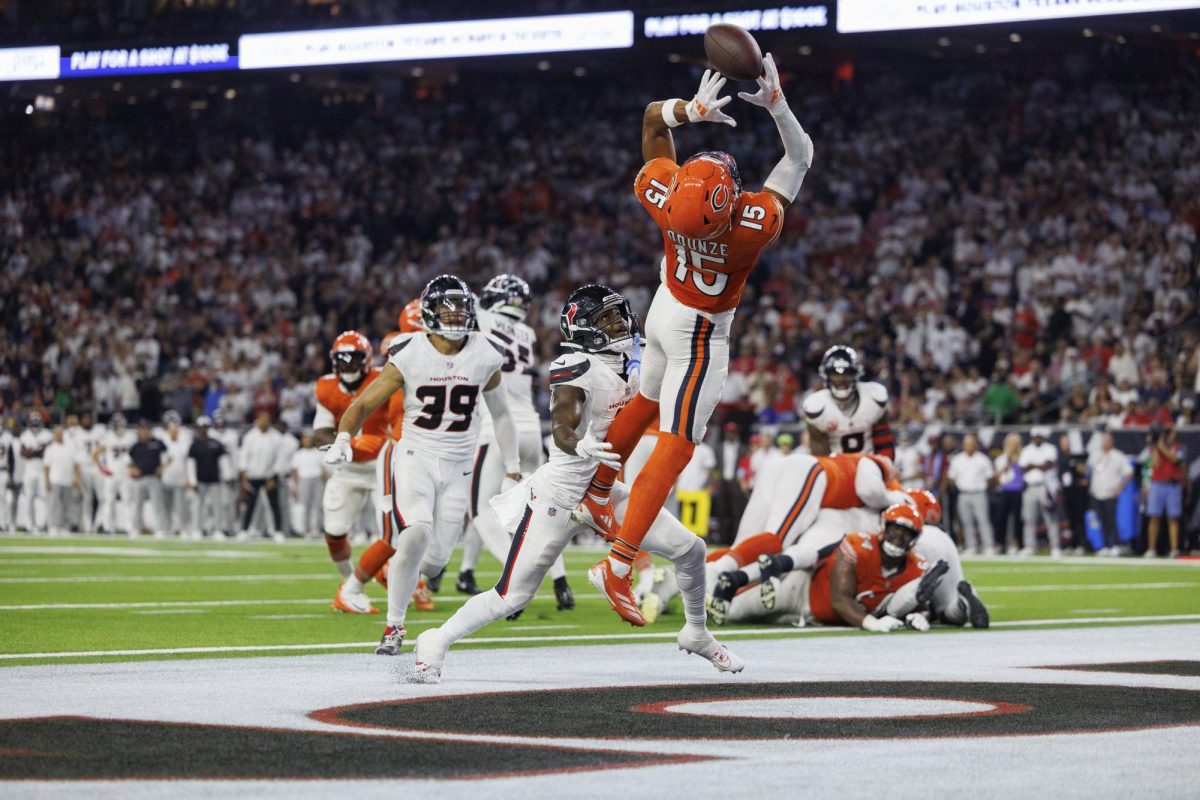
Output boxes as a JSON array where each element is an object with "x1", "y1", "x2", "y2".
[{"x1": 2, "y1": 536, "x2": 1199, "y2": 667}]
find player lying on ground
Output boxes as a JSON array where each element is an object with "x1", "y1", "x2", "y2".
[
  {"x1": 578, "y1": 56, "x2": 814, "y2": 626},
  {"x1": 326, "y1": 274, "x2": 522, "y2": 656},
  {"x1": 411, "y1": 285, "x2": 743, "y2": 682},
  {"x1": 708, "y1": 503, "x2": 947, "y2": 631},
  {"x1": 703, "y1": 452, "x2": 912, "y2": 586}
]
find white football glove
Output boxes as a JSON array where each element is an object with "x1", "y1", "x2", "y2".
[
  {"x1": 861, "y1": 614, "x2": 905, "y2": 633},
  {"x1": 323, "y1": 432, "x2": 352, "y2": 465},
  {"x1": 737, "y1": 52, "x2": 786, "y2": 114},
  {"x1": 905, "y1": 612, "x2": 931, "y2": 632},
  {"x1": 685, "y1": 70, "x2": 737, "y2": 127},
  {"x1": 575, "y1": 423, "x2": 622, "y2": 469}
]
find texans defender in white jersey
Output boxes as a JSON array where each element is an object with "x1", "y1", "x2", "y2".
[
  {"x1": 411, "y1": 285, "x2": 743, "y2": 682},
  {"x1": 455, "y1": 274, "x2": 573, "y2": 608},
  {"x1": 326, "y1": 274, "x2": 521, "y2": 656},
  {"x1": 803, "y1": 345, "x2": 895, "y2": 459}
]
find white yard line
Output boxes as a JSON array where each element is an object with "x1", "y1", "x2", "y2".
[
  {"x1": 983, "y1": 582, "x2": 1197, "y2": 592},
  {"x1": 4, "y1": 614, "x2": 1200, "y2": 660}
]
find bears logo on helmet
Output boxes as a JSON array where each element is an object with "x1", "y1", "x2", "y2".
[{"x1": 665, "y1": 151, "x2": 742, "y2": 241}]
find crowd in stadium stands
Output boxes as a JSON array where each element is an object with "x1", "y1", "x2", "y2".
[{"x1": 0, "y1": 49, "x2": 1197, "y2": 549}]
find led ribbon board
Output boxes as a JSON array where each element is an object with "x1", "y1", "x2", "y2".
[
  {"x1": 237, "y1": 11, "x2": 635, "y2": 70},
  {"x1": 838, "y1": 0, "x2": 1200, "y2": 33}
]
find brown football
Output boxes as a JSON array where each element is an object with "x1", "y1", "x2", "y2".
[{"x1": 704, "y1": 23, "x2": 763, "y2": 81}]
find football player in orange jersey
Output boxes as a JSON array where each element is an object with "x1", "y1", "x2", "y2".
[
  {"x1": 702, "y1": 452, "x2": 912, "y2": 582},
  {"x1": 709, "y1": 504, "x2": 948, "y2": 632},
  {"x1": 580, "y1": 55, "x2": 814, "y2": 625},
  {"x1": 314, "y1": 332, "x2": 393, "y2": 599}
]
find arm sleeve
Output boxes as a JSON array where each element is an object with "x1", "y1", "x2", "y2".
[
  {"x1": 762, "y1": 103, "x2": 813, "y2": 204},
  {"x1": 483, "y1": 385, "x2": 521, "y2": 475},
  {"x1": 871, "y1": 421, "x2": 895, "y2": 460}
]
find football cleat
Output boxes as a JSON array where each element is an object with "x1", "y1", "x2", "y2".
[
  {"x1": 760, "y1": 576, "x2": 779, "y2": 611},
  {"x1": 553, "y1": 576, "x2": 575, "y2": 611},
  {"x1": 412, "y1": 628, "x2": 448, "y2": 684},
  {"x1": 375, "y1": 625, "x2": 405, "y2": 656},
  {"x1": 424, "y1": 569, "x2": 444, "y2": 594},
  {"x1": 505, "y1": 608, "x2": 524, "y2": 622},
  {"x1": 677, "y1": 626, "x2": 744, "y2": 673},
  {"x1": 957, "y1": 580, "x2": 990, "y2": 629},
  {"x1": 640, "y1": 592, "x2": 662, "y2": 625},
  {"x1": 576, "y1": 495, "x2": 620, "y2": 542},
  {"x1": 455, "y1": 569, "x2": 481, "y2": 595},
  {"x1": 707, "y1": 594, "x2": 730, "y2": 627},
  {"x1": 412, "y1": 581, "x2": 435, "y2": 612},
  {"x1": 915, "y1": 559, "x2": 950, "y2": 606},
  {"x1": 332, "y1": 582, "x2": 378, "y2": 615},
  {"x1": 588, "y1": 559, "x2": 645, "y2": 626},
  {"x1": 757, "y1": 553, "x2": 784, "y2": 582},
  {"x1": 712, "y1": 571, "x2": 740, "y2": 604}
]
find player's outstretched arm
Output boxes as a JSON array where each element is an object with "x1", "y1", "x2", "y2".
[
  {"x1": 327, "y1": 363, "x2": 403, "y2": 464},
  {"x1": 551, "y1": 385, "x2": 621, "y2": 468},
  {"x1": 483, "y1": 370, "x2": 521, "y2": 480},
  {"x1": 643, "y1": 69, "x2": 736, "y2": 162},
  {"x1": 739, "y1": 53, "x2": 812, "y2": 208}
]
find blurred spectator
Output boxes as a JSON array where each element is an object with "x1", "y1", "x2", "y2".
[
  {"x1": 993, "y1": 433, "x2": 1025, "y2": 554},
  {"x1": 291, "y1": 432, "x2": 325, "y2": 538},
  {"x1": 128, "y1": 422, "x2": 167, "y2": 537},
  {"x1": 1144, "y1": 426, "x2": 1185, "y2": 558},
  {"x1": 42, "y1": 426, "x2": 79, "y2": 536},
  {"x1": 1088, "y1": 433, "x2": 1133, "y2": 557},
  {"x1": 238, "y1": 413, "x2": 283, "y2": 539},
  {"x1": 948, "y1": 433, "x2": 995, "y2": 555},
  {"x1": 187, "y1": 417, "x2": 228, "y2": 539},
  {"x1": 1020, "y1": 427, "x2": 1061, "y2": 557},
  {"x1": 712, "y1": 422, "x2": 748, "y2": 546}
]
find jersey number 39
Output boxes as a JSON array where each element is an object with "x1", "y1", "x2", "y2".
[{"x1": 412, "y1": 385, "x2": 479, "y2": 432}]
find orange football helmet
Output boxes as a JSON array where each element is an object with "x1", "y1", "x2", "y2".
[
  {"x1": 907, "y1": 488, "x2": 943, "y2": 525},
  {"x1": 398, "y1": 298, "x2": 424, "y2": 333},
  {"x1": 330, "y1": 331, "x2": 371, "y2": 383},
  {"x1": 665, "y1": 151, "x2": 741, "y2": 241},
  {"x1": 881, "y1": 503, "x2": 923, "y2": 533},
  {"x1": 379, "y1": 331, "x2": 402, "y2": 359}
]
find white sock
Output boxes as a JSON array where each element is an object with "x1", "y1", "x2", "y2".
[
  {"x1": 673, "y1": 539, "x2": 708, "y2": 629},
  {"x1": 550, "y1": 553, "x2": 567, "y2": 581},
  {"x1": 345, "y1": 574, "x2": 364, "y2": 593},
  {"x1": 440, "y1": 590, "x2": 514, "y2": 646},
  {"x1": 608, "y1": 556, "x2": 631, "y2": 577},
  {"x1": 386, "y1": 524, "x2": 429, "y2": 628},
  {"x1": 334, "y1": 558, "x2": 352, "y2": 579}
]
